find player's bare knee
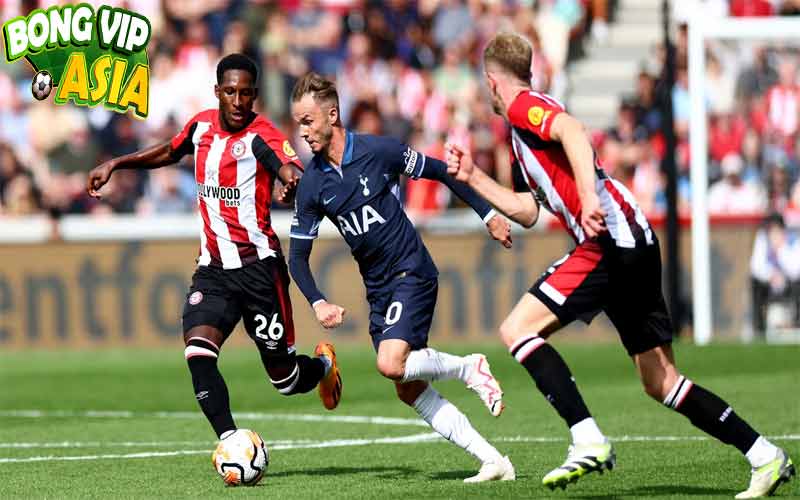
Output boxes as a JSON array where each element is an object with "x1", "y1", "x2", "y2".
[
  {"x1": 376, "y1": 357, "x2": 405, "y2": 380},
  {"x1": 640, "y1": 365, "x2": 680, "y2": 401},
  {"x1": 183, "y1": 325, "x2": 224, "y2": 348},
  {"x1": 498, "y1": 318, "x2": 522, "y2": 348}
]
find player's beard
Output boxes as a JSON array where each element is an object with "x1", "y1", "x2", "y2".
[{"x1": 315, "y1": 123, "x2": 334, "y2": 154}]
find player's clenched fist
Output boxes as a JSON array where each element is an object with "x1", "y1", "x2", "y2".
[
  {"x1": 87, "y1": 160, "x2": 116, "y2": 198},
  {"x1": 313, "y1": 300, "x2": 346, "y2": 329},
  {"x1": 487, "y1": 215, "x2": 513, "y2": 248},
  {"x1": 444, "y1": 143, "x2": 474, "y2": 183}
]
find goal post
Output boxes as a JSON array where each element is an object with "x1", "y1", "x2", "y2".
[{"x1": 688, "y1": 16, "x2": 800, "y2": 345}]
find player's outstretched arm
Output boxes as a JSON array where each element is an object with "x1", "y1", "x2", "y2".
[
  {"x1": 414, "y1": 155, "x2": 512, "y2": 247},
  {"x1": 548, "y1": 113, "x2": 606, "y2": 238},
  {"x1": 276, "y1": 164, "x2": 302, "y2": 204},
  {"x1": 445, "y1": 143, "x2": 539, "y2": 228},
  {"x1": 288, "y1": 237, "x2": 345, "y2": 329},
  {"x1": 86, "y1": 141, "x2": 180, "y2": 198}
]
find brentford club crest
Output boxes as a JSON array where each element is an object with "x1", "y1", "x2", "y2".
[
  {"x1": 231, "y1": 140, "x2": 246, "y2": 158},
  {"x1": 189, "y1": 291, "x2": 203, "y2": 305}
]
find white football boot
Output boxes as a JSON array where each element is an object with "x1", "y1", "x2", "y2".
[
  {"x1": 464, "y1": 455, "x2": 516, "y2": 483},
  {"x1": 735, "y1": 448, "x2": 795, "y2": 498},
  {"x1": 464, "y1": 354, "x2": 504, "y2": 417}
]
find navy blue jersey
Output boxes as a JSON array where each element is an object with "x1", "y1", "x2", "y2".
[{"x1": 291, "y1": 132, "x2": 439, "y2": 289}]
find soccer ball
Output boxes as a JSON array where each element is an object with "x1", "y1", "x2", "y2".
[
  {"x1": 31, "y1": 71, "x2": 52, "y2": 101},
  {"x1": 211, "y1": 429, "x2": 269, "y2": 486}
]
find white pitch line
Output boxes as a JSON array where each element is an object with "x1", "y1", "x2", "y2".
[
  {"x1": 496, "y1": 434, "x2": 800, "y2": 443},
  {"x1": 0, "y1": 410, "x2": 428, "y2": 427},
  {"x1": 4, "y1": 434, "x2": 798, "y2": 450},
  {"x1": 0, "y1": 439, "x2": 314, "y2": 449},
  {"x1": 2, "y1": 433, "x2": 799, "y2": 464},
  {"x1": 0, "y1": 433, "x2": 440, "y2": 464}
]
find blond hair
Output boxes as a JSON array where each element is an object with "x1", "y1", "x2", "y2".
[
  {"x1": 291, "y1": 72, "x2": 340, "y2": 112},
  {"x1": 483, "y1": 32, "x2": 532, "y2": 83}
]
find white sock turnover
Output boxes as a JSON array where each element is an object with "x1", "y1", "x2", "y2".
[
  {"x1": 569, "y1": 417, "x2": 606, "y2": 445},
  {"x1": 413, "y1": 385, "x2": 502, "y2": 464},
  {"x1": 745, "y1": 436, "x2": 779, "y2": 468},
  {"x1": 402, "y1": 348, "x2": 470, "y2": 383}
]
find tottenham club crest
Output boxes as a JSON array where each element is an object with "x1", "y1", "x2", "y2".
[
  {"x1": 231, "y1": 140, "x2": 246, "y2": 158},
  {"x1": 359, "y1": 175, "x2": 370, "y2": 196}
]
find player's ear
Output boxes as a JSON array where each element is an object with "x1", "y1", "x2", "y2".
[
  {"x1": 328, "y1": 105, "x2": 339, "y2": 126},
  {"x1": 214, "y1": 84, "x2": 220, "y2": 100},
  {"x1": 485, "y1": 71, "x2": 496, "y2": 93}
]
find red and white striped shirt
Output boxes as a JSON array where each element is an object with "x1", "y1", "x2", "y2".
[
  {"x1": 507, "y1": 91, "x2": 653, "y2": 248},
  {"x1": 171, "y1": 109, "x2": 301, "y2": 269}
]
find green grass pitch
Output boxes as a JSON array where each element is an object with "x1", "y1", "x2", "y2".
[{"x1": 1, "y1": 341, "x2": 797, "y2": 499}]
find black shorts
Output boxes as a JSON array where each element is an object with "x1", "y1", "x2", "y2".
[
  {"x1": 182, "y1": 257, "x2": 295, "y2": 358},
  {"x1": 367, "y1": 273, "x2": 438, "y2": 352},
  {"x1": 529, "y1": 237, "x2": 673, "y2": 356}
]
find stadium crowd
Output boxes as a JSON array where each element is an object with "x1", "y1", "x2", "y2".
[
  {"x1": 0, "y1": 0, "x2": 603, "y2": 219},
  {"x1": 0, "y1": 0, "x2": 799, "y2": 227}
]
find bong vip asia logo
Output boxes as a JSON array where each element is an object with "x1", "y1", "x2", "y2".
[{"x1": 3, "y1": 4, "x2": 151, "y2": 119}]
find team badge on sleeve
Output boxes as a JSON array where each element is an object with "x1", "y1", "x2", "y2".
[
  {"x1": 283, "y1": 140, "x2": 297, "y2": 158},
  {"x1": 528, "y1": 106, "x2": 545, "y2": 126},
  {"x1": 231, "y1": 140, "x2": 247, "y2": 158},
  {"x1": 189, "y1": 291, "x2": 203, "y2": 305}
]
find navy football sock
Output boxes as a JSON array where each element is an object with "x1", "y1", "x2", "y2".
[
  {"x1": 511, "y1": 335, "x2": 592, "y2": 427},
  {"x1": 185, "y1": 339, "x2": 235, "y2": 438}
]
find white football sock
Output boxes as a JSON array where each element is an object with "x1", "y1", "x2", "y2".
[
  {"x1": 412, "y1": 385, "x2": 503, "y2": 464},
  {"x1": 746, "y1": 436, "x2": 779, "y2": 468},
  {"x1": 402, "y1": 348, "x2": 470, "y2": 383},
  {"x1": 318, "y1": 354, "x2": 332, "y2": 376},
  {"x1": 570, "y1": 417, "x2": 606, "y2": 445}
]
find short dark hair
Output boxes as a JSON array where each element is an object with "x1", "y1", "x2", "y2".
[
  {"x1": 483, "y1": 32, "x2": 532, "y2": 84},
  {"x1": 216, "y1": 53, "x2": 258, "y2": 85},
  {"x1": 291, "y1": 72, "x2": 340, "y2": 112}
]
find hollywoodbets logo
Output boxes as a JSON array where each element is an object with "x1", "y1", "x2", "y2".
[{"x1": 3, "y1": 4, "x2": 151, "y2": 119}]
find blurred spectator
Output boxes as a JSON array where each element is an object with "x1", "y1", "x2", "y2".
[
  {"x1": 630, "y1": 67, "x2": 662, "y2": 135},
  {"x1": 137, "y1": 167, "x2": 196, "y2": 215},
  {"x1": 3, "y1": 174, "x2": 42, "y2": 216},
  {"x1": 432, "y1": 0, "x2": 475, "y2": 49},
  {"x1": 289, "y1": 0, "x2": 344, "y2": 76},
  {"x1": 740, "y1": 128, "x2": 765, "y2": 183},
  {"x1": 778, "y1": 0, "x2": 800, "y2": 15},
  {"x1": 671, "y1": 64, "x2": 691, "y2": 135},
  {"x1": 765, "y1": 162, "x2": 794, "y2": 213},
  {"x1": 709, "y1": 113, "x2": 746, "y2": 163},
  {"x1": 536, "y1": 0, "x2": 584, "y2": 99},
  {"x1": 736, "y1": 46, "x2": 778, "y2": 104},
  {"x1": 705, "y1": 50, "x2": 736, "y2": 116},
  {"x1": 48, "y1": 125, "x2": 99, "y2": 175},
  {"x1": 589, "y1": 0, "x2": 609, "y2": 44},
  {"x1": 337, "y1": 32, "x2": 392, "y2": 125},
  {"x1": 404, "y1": 129, "x2": 454, "y2": 220},
  {"x1": 730, "y1": 0, "x2": 774, "y2": 17},
  {"x1": 708, "y1": 153, "x2": 767, "y2": 215},
  {"x1": 764, "y1": 57, "x2": 799, "y2": 141},
  {"x1": 0, "y1": 142, "x2": 25, "y2": 208},
  {"x1": 750, "y1": 213, "x2": 800, "y2": 334},
  {"x1": 432, "y1": 42, "x2": 478, "y2": 103}
]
